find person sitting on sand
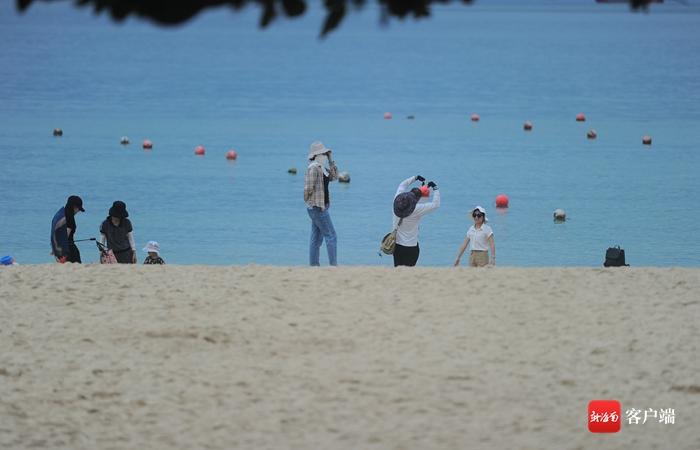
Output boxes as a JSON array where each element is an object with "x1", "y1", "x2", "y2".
[
  {"x1": 99, "y1": 201, "x2": 137, "y2": 264},
  {"x1": 454, "y1": 206, "x2": 496, "y2": 267},
  {"x1": 392, "y1": 175, "x2": 440, "y2": 267},
  {"x1": 142, "y1": 241, "x2": 165, "y2": 265}
]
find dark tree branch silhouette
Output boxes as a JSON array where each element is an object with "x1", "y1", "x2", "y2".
[{"x1": 15, "y1": 0, "x2": 662, "y2": 37}]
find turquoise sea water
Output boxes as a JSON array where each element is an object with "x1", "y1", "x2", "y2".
[{"x1": 1, "y1": 1, "x2": 699, "y2": 266}]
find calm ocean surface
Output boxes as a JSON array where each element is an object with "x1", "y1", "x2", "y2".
[{"x1": 1, "y1": 1, "x2": 699, "y2": 267}]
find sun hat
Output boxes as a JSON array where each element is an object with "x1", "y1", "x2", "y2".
[
  {"x1": 468, "y1": 206, "x2": 489, "y2": 223},
  {"x1": 308, "y1": 141, "x2": 331, "y2": 160},
  {"x1": 109, "y1": 201, "x2": 129, "y2": 219},
  {"x1": 394, "y1": 192, "x2": 419, "y2": 218},
  {"x1": 67, "y1": 195, "x2": 85, "y2": 212},
  {"x1": 142, "y1": 241, "x2": 160, "y2": 255}
]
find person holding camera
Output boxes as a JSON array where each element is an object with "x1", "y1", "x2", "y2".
[
  {"x1": 391, "y1": 175, "x2": 440, "y2": 267},
  {"x1": 304, "y1": 141, "x2": 340, "y2": 266}
]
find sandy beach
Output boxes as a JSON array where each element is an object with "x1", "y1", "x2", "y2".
[{"x1": 1, "y1": 264, "x2": 699, "y2": 449}]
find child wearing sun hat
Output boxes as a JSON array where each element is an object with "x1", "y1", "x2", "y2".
[{"x1": 142, "y1": 241, "x2": 165, "y2": 265}]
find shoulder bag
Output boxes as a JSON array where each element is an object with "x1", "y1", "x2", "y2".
[{"x1": 379, "y1": 218, "x2": 403, "y2": 256}]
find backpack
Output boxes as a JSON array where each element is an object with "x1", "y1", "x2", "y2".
[
  {"x1": 378, "y1": 218, "x2": 403, "y2": 257},
  {"x1": 604, "y1": 246, "x2": 629, "y2": 267}
]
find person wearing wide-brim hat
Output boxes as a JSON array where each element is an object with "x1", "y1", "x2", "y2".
[
  {"x1": 99, "y1": 201, "x2": 137, "y2": 264},
  {"x1": 454, "y1": 206, "x2": 496, "y2": 267},
  {"x1": 303, "y1": 141, "x2": 340, "y2": 266},
  {"x1": 391, "y1": 175, "x2": 441, "y2": 267},
  {"x1": 142, "y1": 241, "x2": 165, "y2": 265}
]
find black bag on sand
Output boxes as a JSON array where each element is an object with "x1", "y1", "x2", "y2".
[{"x1": 604, "y1": 246, "x2": 629, "y2": 267}]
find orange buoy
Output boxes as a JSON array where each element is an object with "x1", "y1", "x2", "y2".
[
  {"x1": 587, "y1": 130, "x2": 597, "y2": 139},
  {"x1": 524, "y1": 122, "x2": 532, "y2": 131},
  {"x1": 576, "y1": 113, "x2": 586, "y2": 122},
  {"x1": 643, "y1": 136, "x2": 652, "y2": 145},
  {"x1": 471, "y1": 114, "x2": 480, "y2": 122},
  {"x1": 226, "y1": 150, "x2": 237, "y2": 160},
  {"x1": 195, "y1": 146, "x2": 205, "y2": 155},
  {"x1": 495, "y1": 194, "x2": 509, "y2": 208},
  {"x1": 142, "y1": 139, "x2": 153, "y2": 149},
  {"x1": 419, "y1": 185, "x2": 430, "y2": 197},
  {"x1": 383, "y1": 112, "x2": 392, "y2": 119}
]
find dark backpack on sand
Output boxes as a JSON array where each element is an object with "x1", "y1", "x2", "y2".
[{"x1": 604, "y1": 246, "x2": 629, "y2": 267}]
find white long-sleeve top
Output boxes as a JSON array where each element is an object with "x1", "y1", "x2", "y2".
[{"x1": 392, "y1": 176, "x2": 441, "y2": 247}]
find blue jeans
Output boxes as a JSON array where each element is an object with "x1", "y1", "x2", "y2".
[{"x1": 307, "y1": 205, "x2": 337, "y2": 266}]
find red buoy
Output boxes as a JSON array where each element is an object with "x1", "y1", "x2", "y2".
[
  {"x1": 495, "y1": 194, "x2": 509, "y2": 208},
  {"x1": 419, "y1": 185, "x2": 430, "y2": 198},
  {"x1": 587, "y1": 130, "x2": 597, "y2": 139},
  {"x1": 142, "y1": 139, "x2": 153, "y2": 149},
  {"x1": 471, "y1": 114, "x2": 480, "y2": 122},
  {"x1": 226, "y1": 150, "x2": 237, "y2": 160},
  {"x1": 524, "y1": 122, "x2": 532, "y2": 131},
  {"x1": 643, "y1": 136, "x2": 652, "y2": 145},
  {"x1": 576, "y1": 114, "x2": 586, "y2": 122},
  {"x1": 195, "y1": 146, "x2": 205, "y2": 155},
  {"x1": 383, "y1": 112, "x2": 392, "y2": 119}
]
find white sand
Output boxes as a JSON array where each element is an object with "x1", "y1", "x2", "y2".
[{"x1": 1, "y1": 264, "x2": 699, "y2": 449}]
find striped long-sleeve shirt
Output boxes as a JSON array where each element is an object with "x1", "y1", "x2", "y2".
[{"x1": 304, "y1": 162, "x2": 339, "y2": 210}]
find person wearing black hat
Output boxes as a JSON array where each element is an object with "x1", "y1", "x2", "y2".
[
  {"x1": 99, "y1": 201, "x2": 137, "y2": 264},
  {"x1": 392, "y1": 175, "x2": 440, "y2": 267},
  {"x1": 51, "y1": 195, "x2": 85, "y2": 263}
]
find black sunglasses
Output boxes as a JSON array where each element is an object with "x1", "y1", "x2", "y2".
[{"x1": 472, "y1": 212, "x2": 483, "y2": 218}]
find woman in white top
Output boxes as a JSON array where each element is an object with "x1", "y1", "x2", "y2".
[
  {"x1": 454, "y1": 206, "x2": 496, "y2": 267},
  {"x1": 392, "y1": 175, "x2": 441, "y2": 267}
]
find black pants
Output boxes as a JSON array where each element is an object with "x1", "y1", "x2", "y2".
[
  {"x1": 393, "y1": 243, "x2": 420, "y2": 267},
  {"x1": 113, "y1": 248, "x2": 134, "y2": 264},
  {"x1": 66, "y1": 243, "x2": 81, "y2": 263}
]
